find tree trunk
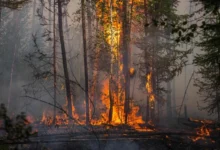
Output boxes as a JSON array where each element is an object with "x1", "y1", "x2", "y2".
[
  {"x1": 109, "y1": 0, "x2": 113, "y2": 123},
  {"x1": 87, "y1": 0, "x2": 92, "y2": 62},
  {"x1": 172, "y1": 78, "x2": 176, "y2": 117},
  {"x1": 218, "y1": 101, "x2": 220, "y2": 122},
  {"x1": 0, "y1": 0, "x2": 2, "y2": 25},
  {"x1": 48, "y1": 0, "x2": 52, "y2": 49},
  {"x1": 52, "y1": 0, "x2": 57, "y2": 125},
  {"x1": 122, "y1": 0, "x2": 130, "y2": 124},
  {"x1": 144, "y1": 0, "x2": 149, "y2": 122},
  {"x1": 81, "y1": 0, "x2": 90, "y2": 125},
  {"x1": 64, "y1": 6, "x2": 71, "y2": 53},
  {"x1": 156, "y1": 73, "x2": 160, "y2": 123},
  {"x1": 92, "y1": 0, "x2": 105, "y2": 119},
  {"x1": 167, "y1": 81, "x2": 172, "y2": 119},
  {"x1": 57, "y1": 0, "x2": 72, "y2": 119},
  {"x1": 166, "y1": 27, "x2": 172, "y2": 120},
  {"x1": 109, "y1": 79, "x2": 113, "y2": 123}
]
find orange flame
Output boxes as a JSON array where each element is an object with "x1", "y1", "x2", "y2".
[
  {"x1": 129, "y1": 67, "x2": 135, "y2": 76},
  {"x1": 192, "y1": 125, "x2": 211, "y2": 142},
  {"x1": 146, "y1": 72, "x2": 155, "y2": 109}
]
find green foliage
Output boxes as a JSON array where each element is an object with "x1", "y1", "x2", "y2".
[
  {"x1": 180, "y1": 0, "x2": 220, "y2": 116},
  {"x1": 135, "y1": 0, "x2": 190, "y2": 96}
]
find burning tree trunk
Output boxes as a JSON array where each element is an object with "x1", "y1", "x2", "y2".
[
  {"x1": 81, "y1": 0, "x2": 90, "y2": 125},
  {"x1": 109, "y1": 0, "x2": 114, "y2": 123},
  {"x1": 143, "y1": 0, "x2": 149, "y2": 122},
  {"x1": 47, "y1": 0, "x2": 56, "y2": 124},
  {"x1": 109, "y1": 80, "x2": 113, "y2": 123},
  {"x1": 57, "y1": 0, "x2": 72, "y2": 119},
  {"x1": 91, "y1": 0, "x2": 105, "y2": 120}
]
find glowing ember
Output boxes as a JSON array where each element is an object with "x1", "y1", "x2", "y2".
[
  {"x1": 191, "y1": 125, "x2": 211, "y2": 142},
  {"x1": 189, "y1": 118, "x2": 215, "y2": 124}
]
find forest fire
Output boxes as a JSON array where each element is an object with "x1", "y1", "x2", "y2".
[
  {"x1": 1, "y1": 0, "x2": 220, "y2": 149},
  {"x1": 39, "y1": 0, "x2": 156, "y2": 132},
  {"x1": 191, "y1": 125, "x2": 211, "y2": 142},
  {"x1": 40, "y1": 78, "x2": 149, "y2": 131}
]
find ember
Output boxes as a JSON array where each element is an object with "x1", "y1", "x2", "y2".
[{"x1": 191, "y1": 125, "x2": 211, "y2": 142}]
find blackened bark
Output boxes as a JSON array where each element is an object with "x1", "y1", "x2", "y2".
[
  {"x1": 57, "y1": 0, "x2": 72, "y2": 119},
  {"x1": 81, "y1": 0, "x2": 90, "y2": 125}
]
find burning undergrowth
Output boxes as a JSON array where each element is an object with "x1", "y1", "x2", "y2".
[{"x1": 40, "y1": 78, "x2": 152, "y2": 132}]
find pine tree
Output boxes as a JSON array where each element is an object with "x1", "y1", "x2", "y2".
[
  {"x1": 193, "y1": 0, "x2": 220, "y2": 121},
  {"x1": 135, "y1": 0, "x2": 187, "y2": 122}
]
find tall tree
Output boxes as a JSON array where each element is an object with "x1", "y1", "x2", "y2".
[
  {"x1": 192, "y1": 0, "x2": 220, "y2": 121},
  {"x1": 122, "y1": 0, "x2": 130, "y2": 124},
  {"x1": 57, "y1": 0, "x2": 72, "y2": 119},
  {"x1": 135, "y1": 0, "x2": 183, "y2": 122},
  {"x1": 52, "y1": 0, "x2": 57, "y2": 124},
  {"x1": 81, "y1": 0, "x2": 90, "y2": 125}
]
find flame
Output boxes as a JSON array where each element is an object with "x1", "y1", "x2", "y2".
[
  {"x1": 146, "y1": 72, "x2": 155, "y2": 109},
  {"x1": 90, "y1": 79, "x2": 151, "y2": 131},
  {"x1": 191, "y1": 125, "x2": 211, "y2": 142},
  {"x1": 129, "y1": 67, "x2": 135, "y2": 76},
  {"x1": 41, "y1": 96, "x2": 83, "y2": 126},
  {"x1": 41, "y1": 111, "x2": 53, "y2": 126}
]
